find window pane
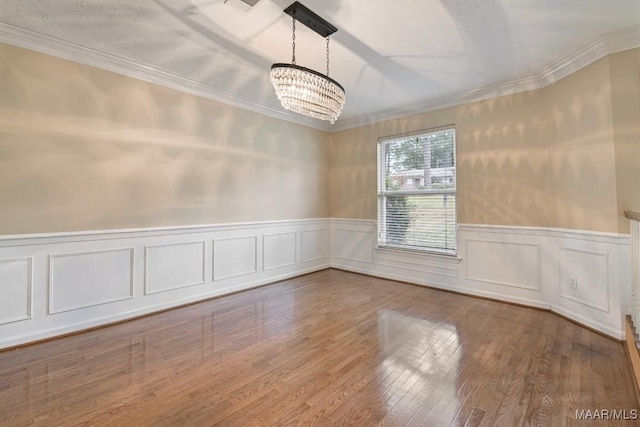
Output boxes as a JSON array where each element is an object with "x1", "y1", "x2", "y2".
[
  {"x1": 383, "y1": 129, "x2": 455, "y2": 191},
  {"x1": 378, "y1": 128, "x2": 456, "y2": 254},
  {"x1": 382, "y1": 194, "x2": 456, "y2": 253}
]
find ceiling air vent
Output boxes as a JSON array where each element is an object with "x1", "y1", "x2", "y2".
[{"x1": 224, "y1": 0, "x2": 261, "y2": 12}]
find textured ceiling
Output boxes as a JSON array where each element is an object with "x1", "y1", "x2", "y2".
[{"x1": 1, "y1": 0, "x2": 640, "y2": 130}]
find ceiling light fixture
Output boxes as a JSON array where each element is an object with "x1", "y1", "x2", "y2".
[{"x1": 270, "y1": 1, "x2": 345, "y2": 124}]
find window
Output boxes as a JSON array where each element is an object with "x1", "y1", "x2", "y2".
[{"x1": 377, "y1": 127, "x2": 456, "y2": 254}]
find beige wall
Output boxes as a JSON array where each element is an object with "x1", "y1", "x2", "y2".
[
  {"x1": 610, "y1": 48, "x2": 640, "y2": 233},
  {"x1": 546, "y1": 56, "x2": 618, "y2": 232},
  {"x1": 330, "y1": 93, "x2": 552, "y2": 226},
  {"x1": 330, "y1": 56, "x2": 626, "y2": 233},
  {"x1": 0, "y1": 43, "x2": 330, "y2": 234},
  {"x1": 1, "y1": 42, "x2": 635, "y2": 236}
]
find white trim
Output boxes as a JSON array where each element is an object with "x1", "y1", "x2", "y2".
[
  {"x1": 262, "y1": 232, "x2": 297, "y2": 271},
  {"x1": 375, "y1": 246, "x2": 462, "y2": 264},
  {"x1": 603, "y1": 24, "x2": 640, "y2": 54},
  {"x1": 464, "y1": 239, "x2": 542, "y2": 291},
  {"x1": 0, "y1": 23, "x2": 329, "y2": 132},
  {"x1": 144, "y1": 241, "x2": 207, "y2": 296},
  {"x1": 630, "y1": 218, "x2": 640, "y2": 336},
  {"x1": 48, "y1": 248, "x2": 135, "y2": 314},
  {"x1": 0, "y1": 218, "x2": 328, "y2": 246},
  {"x1": 558, "y1": 247, "x2": 610, "y2": 313},
  {"x1": 329, "y1": 218, "x2": 376, "y2": 227},
  {"x1": 333, "y1": 228, "x2": 374, "y2": 263},
  {"x1": 300, "y1": 229, "x2": 330, "y2": 263},
  {"x1": 459, "y1": 223, "x2": 630, "y2": 244},
  {"x1": 377, "y1": 257, "x2": 458, "y2": 278},
  {"x1": 0, "y1": 22, "x2": 638, "y2": 133},
  {"x1": 552, "y1": 305, "x2": 622, "y2": 340},
  {"x1": 333, "y1": 264, "x2": 551, "y2": 311},
  {"x1": 212, "y1": 235, "x2": 259, "y2": 281},
  {"x1": 0, "y1": 257, "x2": 33, "y2": 325},
  {"x1": 331, "y1": 27, "x2": 639, "y2": 132}
]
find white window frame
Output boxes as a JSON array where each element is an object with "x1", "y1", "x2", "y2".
[{"x1": 377, "y1": 126, "x2": 457, "y2": 255}]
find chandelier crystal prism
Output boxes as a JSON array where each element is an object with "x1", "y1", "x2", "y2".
[{"x1": 270, "y1": 2, "x2": 345, "y2": 124}]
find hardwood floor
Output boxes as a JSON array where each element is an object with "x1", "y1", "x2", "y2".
[{"x1": 0, "y1": 269, "x2": 637, "y2": 426}]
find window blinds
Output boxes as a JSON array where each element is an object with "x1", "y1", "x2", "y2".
[{"x1": 377, "y1": 128, "x2": 457, "y2": 254}]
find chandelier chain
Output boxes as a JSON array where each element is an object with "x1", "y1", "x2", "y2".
[
  {"x1": 291, "y1": 17, "x2": 296, "y2": 65},
  {"x1": 326, "y1": 36, "x2": 330, "y2": 76}
]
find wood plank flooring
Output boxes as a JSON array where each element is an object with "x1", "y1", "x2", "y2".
[{"x1": 0, "y1": 269, "x2": 637, "y2": 426}]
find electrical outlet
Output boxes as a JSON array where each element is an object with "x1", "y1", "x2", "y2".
[{"x1": 570, "y1": 275, "x2": 578, "y2": 289}]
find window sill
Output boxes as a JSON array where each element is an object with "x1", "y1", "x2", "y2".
[{"x1": 376, "y1": 245, "x2": 462, "y2": 264}]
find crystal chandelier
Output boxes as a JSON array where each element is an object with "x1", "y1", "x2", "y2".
[{"x1": 270, "y1": 2, "x2": 345, "y2": 124}]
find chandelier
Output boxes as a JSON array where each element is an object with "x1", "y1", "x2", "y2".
[{"x1": 270, "y1": 2, "x2": 345, "y2": 124}]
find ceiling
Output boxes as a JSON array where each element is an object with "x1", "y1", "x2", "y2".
[{"x1": 1, "y1": 0, "x2": 639, "y2": 130}]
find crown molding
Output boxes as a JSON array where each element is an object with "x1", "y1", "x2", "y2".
[
  {"x1": 331, "y1": 25, "x2": 640, "y2": 132},
  {"x1": 0, "y1": 23, "x2": 331, "y2": 132},
  {"x1": 0, "y1": 22, "x2": 638, "y2": 134},
  {"x1": 603, "y1": 24, "x2": 640, "y2": 54}
]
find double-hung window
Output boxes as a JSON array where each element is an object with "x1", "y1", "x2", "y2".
[{"x1": 377, "y1": 127, "x2": 457, "y2": 255}]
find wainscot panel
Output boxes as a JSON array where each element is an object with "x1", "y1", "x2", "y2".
[
  {"x1": 0, "y1": 219, "x2": 330, "y2": 349},
  {"x1": 263, "y1": 232, "x2": 297, "y2": 271},
  {"x1": 301, "y1": 230, "x2": 329, "y2": 263},
  {"x1": 330, "y1": 219, "x2": 630, "y2": 339},
  {"x1": 145, "y1": 241, "x2": 206, "y2": 295},
  {"x1": 213, "y1": 236, "x2": 258, "y2": 281},
  {"x1": 49, "y1": 248, "x2": 134, "y2": 314},
  {"x1": 0, "y1": 257, "x2": 32, "y2": 325}
]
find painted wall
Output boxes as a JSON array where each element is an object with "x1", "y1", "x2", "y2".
[
  {"x1": 0, "y1": 43, "x2": 330, "y2": 235},
  {"x1": 546, "y1": 56, "x2": 618, "y2": 233},
  {"x1": 610, "y1": 48, "x2": 640, "y2": 233},
  {"x1": 0, "y1": 42, "x2": 635, "y2": 238},
  {"x1": 330, "y1": 56, "x2": 624, "y2": 233}
]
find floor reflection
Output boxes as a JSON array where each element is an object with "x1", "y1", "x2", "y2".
[
  {"x1": 1, "y1": 270, "x2": 639, "y2": 425},
  {"x1": 378, "y1": 310, "x2": 462, "y2": 424}
]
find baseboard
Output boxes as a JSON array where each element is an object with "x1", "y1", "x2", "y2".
[
  {"x1": 552, "y1": 305, "x2": 623, "y2": 340},
  {"x1": 330, "y1": 265, "x2": 551, "y2": 310}
]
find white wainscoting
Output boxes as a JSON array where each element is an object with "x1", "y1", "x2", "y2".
[
  {"x1": 145, "y1": 241, "x2": 206, "y2": 295},
  {"x1": 263, "y1": 232, "x2": 297, "y2": 271},
  {"x1": 330, "y1": 219, "x2": 630, "y2": 339},
  {"x1": 333, "y1": 225, "x2": 374, "y2": 264},
  {"x1": 301, "y1": 230, "x2": 329, "y2": 263},
  {"x1": 0, "y1": 219, "x2": 330, "y2": 349},
  {"x1": 213, "y1": 236, "x2": 258, "y2": 281},
  {"x1": 0, "y1": 217, "x2": 630, "y2": 348},
  {"x1": 629, "y1": 217, "x2": 640, "y2": 336},
  {"x1": 49, "y1": 248, "x2": 135, "y2": 314},
  {"x1": 0, "y1": 257, "x2": 32, "y2": 325},
  {"x1": 466, "y1": 240, "x2": 542, "y2": 291}
]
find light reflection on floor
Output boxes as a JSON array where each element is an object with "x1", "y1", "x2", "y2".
[{"x1": 378, "y1": 310, "x2": 462, "y2": 423}]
